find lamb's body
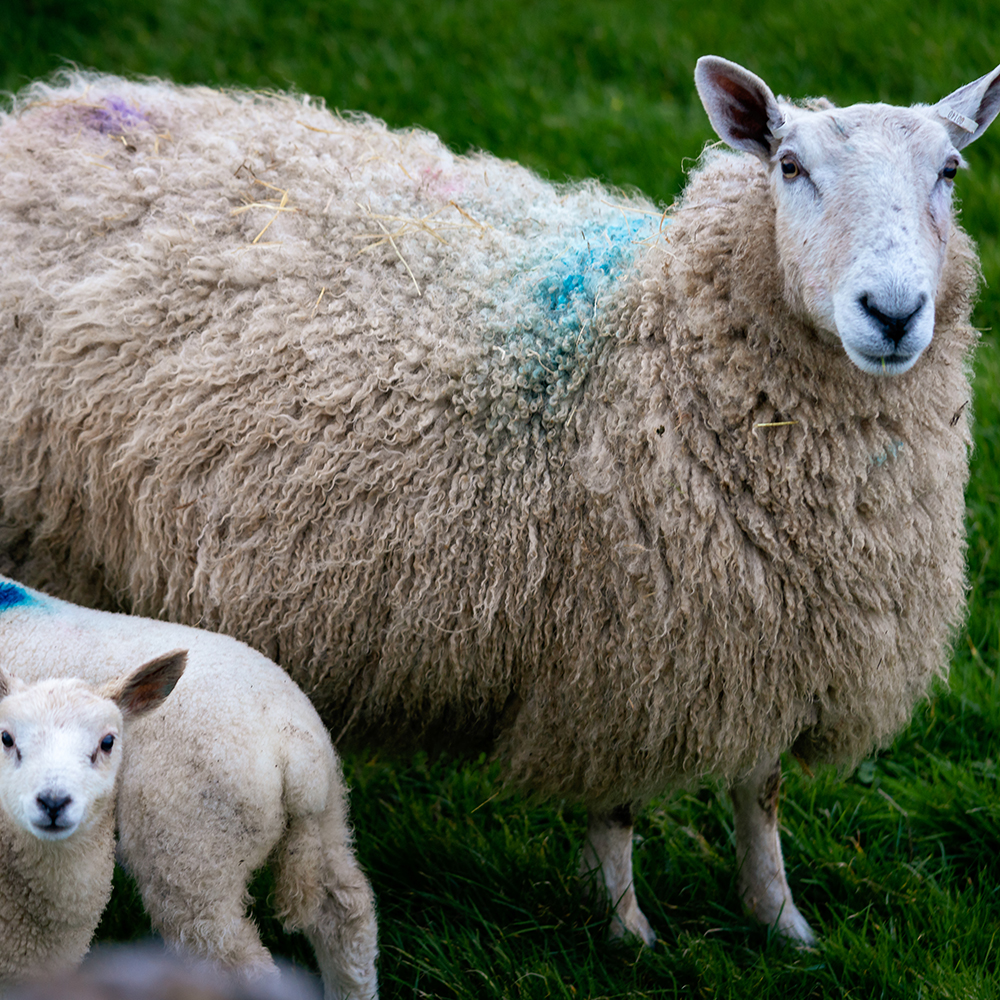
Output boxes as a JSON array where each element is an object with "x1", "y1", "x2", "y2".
[
  {"x1": 0, "y1": 580, "x2": 378, "y2": 1000},
  {"x1": 0, "y1": 62, "x2": 996, "y2": 944}
]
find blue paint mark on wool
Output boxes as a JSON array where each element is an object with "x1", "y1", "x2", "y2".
[
  {"x1": 486, "y1": 217, "x2": 661, "y2": 432},
  {"x1": 870, "y1": 440, "x2": 905, "y2": 467},
  {"x1": 0, "y1": 582, "x2": 32, "y2": 612}
]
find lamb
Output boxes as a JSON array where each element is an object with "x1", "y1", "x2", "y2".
[
  {"x1": 0, "y1": 648, "x2": 185, "y2": 988},
  {"x1": 0, "y1": 578, "x2": 378, "y2": 1000},
  {"x1": 0, "y1": 56, "x2": 998, "y2": 947}
]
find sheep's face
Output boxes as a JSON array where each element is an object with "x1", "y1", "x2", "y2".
[
  {"x1": 0, "y1": 649, "x2": 186, "y2": 841},
  {"x1": 695, "y1": 56, "x2": 1000, "y2": 376},
  {"x1": 0, "y1": 679, "x2": 123, "y2": 841},
  {"x1": 767, "y1": 104, "x2": 957, "y2": 375}
]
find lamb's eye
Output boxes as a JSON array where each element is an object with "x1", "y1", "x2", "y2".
[
  {"x1": 1, "y1": 731, "x2": 12, "y2": 749},
  {"x1": 780, "y1": 156, "x2": 801, "y2": 179},
  {"x1": 100, "y1": 734, "x2": 115, "y2": 753}
]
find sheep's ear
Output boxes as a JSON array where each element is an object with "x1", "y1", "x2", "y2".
[
  {"x1": 0, "y1": 668, "x2": 25, "y2": 701},
  {"x1": 931, "y1": 63, "x2": 1000, "y2": 149},
  {"x1": 695, "y1": 56, "x2": 785, "y2": 161},
  {"x1": 106, "y1": 649, "x2": 187, "y2": 719}
]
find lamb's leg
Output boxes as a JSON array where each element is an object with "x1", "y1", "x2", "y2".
[
  {"x1": 729, "y1": 755, "x2": 815, "y2": 945},
  {"x1": 580, "y1": 805, "x2": 656, "y2": 947},
  {"x1": 116, "y1": 816, "x2": 279, "y2": 979},
  {"x1": 130, "y1": 864, "x2": 278, "y2": 978},
  {"x1": 275, "y1": 806, "x2": 379, "y2": 1000}
]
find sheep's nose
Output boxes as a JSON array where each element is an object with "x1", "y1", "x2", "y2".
[
  {"x1": 37, "y1": 791, "x2": 72, "y2": 822},
  {"x1": 858, "y1": 293, "x2": 927, "y2": 346}
]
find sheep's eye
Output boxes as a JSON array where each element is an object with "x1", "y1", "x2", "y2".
[
  {"x1": 100, "y1": 734, "x2": 115, "y2": 753},
  {"x1": 1, "y1": 731, "x2": 12, "y2": 749},
  {"x1": 941, "y1": 161, "x2": 958, "y2": 181},
  {"x1": 780, "y1": 156, "x2": 801, "y2": 179}
]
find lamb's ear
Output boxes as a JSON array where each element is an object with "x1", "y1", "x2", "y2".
[
  {"x1": 105, "y1": 649, "x2": 187, "y2": 719},
  {"x1": 931, "y1": 63, "x2": 1000, "y2": 149},
  {"x1": 0, "y1": 668, "x2": 25, "y2": 701},
  {"x1": 695, "y1": 56, "x2": 785, "y2": 160}
]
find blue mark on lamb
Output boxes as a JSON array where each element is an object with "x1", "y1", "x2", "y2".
[{"x1": 0, "y1": 582, "x2": 32, "y2": 612}]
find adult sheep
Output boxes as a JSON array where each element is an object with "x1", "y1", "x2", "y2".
[{"x1": 0, "y1": 57, "x2": 998, "y2": 946}]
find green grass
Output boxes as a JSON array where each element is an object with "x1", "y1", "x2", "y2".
[{"x1": 3, "y1": 2, "x2": 1000, "y2": 997}]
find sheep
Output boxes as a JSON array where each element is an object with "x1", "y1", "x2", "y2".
[
  {"x1": 0, "y1": 55, "x2": 998, "y2": 947},
  {"x1": 0, "y1": 578, "x2": 378, "y2": 1000},
  {"x1": 0, "y1": 649, "x2": 185, "y2": 988}
]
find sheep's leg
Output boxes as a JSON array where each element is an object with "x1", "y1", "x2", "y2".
[
  {"x1": 580, "y1": 805, "x2": 656, "y2": 947},
  {"x1": 729, "y1": 755, "x2": 815, "y2": 944},
  {"x1": 117, "y1": 822, "x2": 278, "y2": 980},
  {"x1": 134, "y1": 869, "x2": 278, "y2": 979},
  {"x1": 275, "y1": 806, "x2": 379, "y2": 1000}
]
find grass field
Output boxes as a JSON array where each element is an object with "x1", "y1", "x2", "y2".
[{"x1": 3, "y1": 2, "x2": 1000, "y2": 997}]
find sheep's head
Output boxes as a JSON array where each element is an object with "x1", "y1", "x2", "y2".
[
  {"x1": 695, "y1": 56, "x2": 1000, "y2": 375},
  {"x1": 0, "y1": 650, "x2": 186, "y2": 841}
]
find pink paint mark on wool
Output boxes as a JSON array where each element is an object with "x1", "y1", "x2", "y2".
[{"x1": 420, "y1": 166, "x2": 465, "y2": 198}]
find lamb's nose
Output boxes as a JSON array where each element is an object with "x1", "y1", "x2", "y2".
[
  {"x1": 37, "y1": 791, "x2": 72, "y2": 822},
  {"x1": 858, "y1": 292, "x2": 927, "y2": 347}
]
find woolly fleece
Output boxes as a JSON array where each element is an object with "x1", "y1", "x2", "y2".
[{"x1": 0, "y1": 74, "x2": 978, "y2": 810}]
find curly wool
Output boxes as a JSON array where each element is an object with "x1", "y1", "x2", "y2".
[{"x1": 0, "y1": 74, "x2": 977, "y2": 809}]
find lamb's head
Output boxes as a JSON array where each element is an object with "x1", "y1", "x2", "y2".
[
  {"x1": 695, "y1": 56, "x2": 1000, "y2": 375},
  {"x1": 0, "y1": 650, "x2": 186, "y2": 841}
]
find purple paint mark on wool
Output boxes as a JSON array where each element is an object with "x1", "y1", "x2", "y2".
[{"x1": 85, "y1": 97, "x2": 149, "y2": 134}]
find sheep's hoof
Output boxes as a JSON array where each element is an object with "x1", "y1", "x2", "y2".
[
  {"x1": 608, "y1": 907, "x2": 657, "y2": 949},
  {"x1": 769, "y1": 904, "x2": 817, "y2": 948}
]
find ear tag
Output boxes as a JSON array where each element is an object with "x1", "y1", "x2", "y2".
[
  {"x1": 939, "y1": 105, "x2": 978, "y2": 133},
  {"x1": 769, "y1": 116, "x2": 789, "y2": 140}
]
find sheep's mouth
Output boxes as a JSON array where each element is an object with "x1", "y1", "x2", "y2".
[
  {"x1": 852, "y1": 349, "x2": 920, "y2": 376},
  {"x1": 31, "y1": 818, "x2": 76, "y2": 839}
]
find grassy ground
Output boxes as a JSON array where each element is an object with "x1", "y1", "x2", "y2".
[{"x1": 3, "y1": 2, "x2": 1000, "y2": 997}]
